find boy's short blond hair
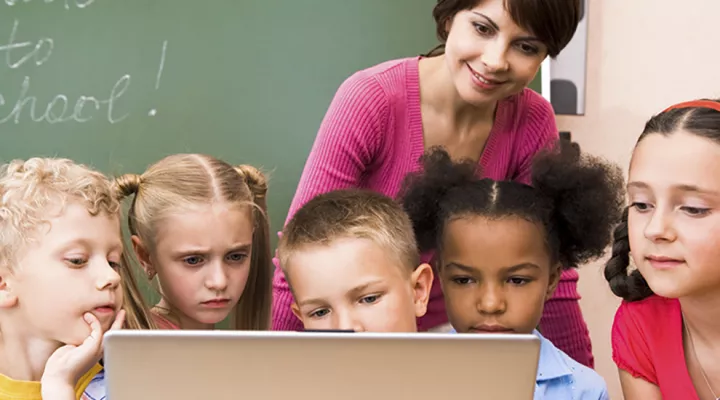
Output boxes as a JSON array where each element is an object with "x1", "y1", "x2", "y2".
[{"x1": 278, "y1": 189, "x2": 420, "y2": 277}]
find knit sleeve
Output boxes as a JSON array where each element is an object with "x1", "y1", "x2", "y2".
[
  {"x1": 611, "y1": 301, "x2": 658, "y2": 384},
  {"x1": 271, "y1": 72, "x2": 390, "y2": 331},
  {"x1": 512, "y1": 93, "x2": 559, "y2": 185}
]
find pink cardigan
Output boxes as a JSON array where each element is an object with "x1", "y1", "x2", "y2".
[{"x1": 272, "y1": 57, "x2": 594, "y2": 367}]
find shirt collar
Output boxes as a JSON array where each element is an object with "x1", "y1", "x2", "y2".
[{"x1": 534, "y1": 329, "x2": 573, "y2": 382}]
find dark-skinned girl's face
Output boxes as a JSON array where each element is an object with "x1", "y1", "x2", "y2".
[{"x1": 439, "y1": 215, "x2": 559, "y2": 334}]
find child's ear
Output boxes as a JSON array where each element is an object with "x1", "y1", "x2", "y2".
[
  {"x1": 290, "y1": 302, "x2": 303, "y2": 323},
  {"x1": 410, "y1": 263, "x2": 434, "y2": 318},
  {"x1": 131, "y1": 235, "x2": 156, "y2": 280},
  {"x1": 545, "y1": 264, "x2": 562, "y2": 301},
  {"x1": 0, "y1": 272, "x2": 18, "y2": 309}
]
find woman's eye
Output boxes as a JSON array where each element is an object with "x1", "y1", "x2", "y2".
[
  {"x1": 109, "y1": 261, "x2": 122, "y2": 270},
  {"x1": 472, "y1": 22, "x2": 492, "y2": 35},
  {"x1": 516, "y1": 42, "x2": 539, "y2": 55}
]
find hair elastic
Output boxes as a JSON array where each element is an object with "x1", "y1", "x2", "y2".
[{"x1": 663, "y1": 100, "x2": 720, "y2": 113}]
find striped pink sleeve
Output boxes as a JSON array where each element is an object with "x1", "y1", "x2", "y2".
[
  {"x1": 512, "y1": 96, "x2": 559, "y2": 185},
  {"x1": 513, "y1": 95, "x2": 594, "y2": 367},
  {"x1": 271, "y1": 73, "x2": 389, "y2": 331}
]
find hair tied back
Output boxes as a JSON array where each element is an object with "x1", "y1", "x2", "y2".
[{"x1": 113, "y1": 173, "x2": 142, "y2": 199}]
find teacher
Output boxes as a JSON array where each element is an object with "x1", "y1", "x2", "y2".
[{"x1": 273, "y1": 0, "x2": 593, "y2": 367}]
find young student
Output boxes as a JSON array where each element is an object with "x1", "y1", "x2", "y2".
[
  {"x1": 400, "y1": 142, "x2": 623, "y2": 399},
  {"x1": 277, "y1": 189, "x2": 433, "y2": 332},
  {"x1": 114, "y1": 154, "x2": 272, "y2": 330},
  {"x1": 605, "y1": 99, "x2": 720, "y2": 400},
  {"x1": 0, "y1": 157, "x2": 155, "y2": 400}
]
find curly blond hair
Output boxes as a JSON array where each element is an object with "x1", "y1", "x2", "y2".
[
  {"x1": 114, "y1": 154, "x2": 272, "y2": 330},
  {"x1": 0, "y1": 157, "x2": 155, "y2": 330}
]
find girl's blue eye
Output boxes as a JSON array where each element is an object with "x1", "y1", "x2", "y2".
[
  {"x1": 310, "y1": 309, "x2": 329, "y2": 318},
  {"x1": 360, "y1": 294, "x2": 380, "y2": 304},
  {"x1": 227, "y1": 253, "x2": 248, "y2": 263},
  {"x1": 184, "y1": 256, "x2": 203, "y2": 265}
]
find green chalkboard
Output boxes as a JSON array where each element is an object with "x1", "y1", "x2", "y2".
[{"x1": 0, "y1": 1, "x2": 544, "y2": 306}]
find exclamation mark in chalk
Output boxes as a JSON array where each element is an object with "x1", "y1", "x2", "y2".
[{"x1": 148, "y1": 40, "x2": 168, "y2": 117}]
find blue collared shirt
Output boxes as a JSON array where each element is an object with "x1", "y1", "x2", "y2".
[
  {"x1": 449, "y1": 329, "x2": 608, "y2": 400},
  {"x1": 533, "y1": 330, "x2": 608, "y2": 400}
]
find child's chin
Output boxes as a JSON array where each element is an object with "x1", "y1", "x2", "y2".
[{"x1": 61, "y1": 328, "x2": 91, "y2": 347}]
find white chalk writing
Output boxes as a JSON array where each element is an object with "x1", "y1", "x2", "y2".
[
  {"x1": 155, "y1": 40, "x2": 167, "y2": 90},
  {"x1": 0, "y1": 19, "x2": 53, "y2": 69},
  {"x1": 3, "y1": 0, "x2": 96, "y2": 10},
  {"x1": 0, "y1": 10, "x2": 167, "y2": 125},
  {"x1": 0, "y1": 74, "x2": 131, "y2": 124}
]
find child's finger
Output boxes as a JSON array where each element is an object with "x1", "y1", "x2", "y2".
[
  {"x1": 110, "y1": 309, "x2": 126, "y2": 330},
  {"x1": 84, "y1": 313, "x2": 102, "y2": 340},
  {"x1": 78, "y1": 313, "x2": 103, "y2": 352}
]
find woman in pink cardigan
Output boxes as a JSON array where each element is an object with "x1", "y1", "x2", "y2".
[{"x1": 273, "y1": 0, "x2": 594, "y2": 367}]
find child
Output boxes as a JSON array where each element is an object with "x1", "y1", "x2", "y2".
[
  {"x1": 400, "y1": 142, "x2": 622, "y2": 400},
  {"x1": 0, "y1": 157, "x2": 155, "y2": 400},
  {"x1": 605, "y1": 99, "x2": 720, "y2": 400},
  {"x1": 114, "y1": 154, "x2": 272, "y2": 330},
  {"x1": 277, "y1": 189, "x2": 433, "y2": 332}
]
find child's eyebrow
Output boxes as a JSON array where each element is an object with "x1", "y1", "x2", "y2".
[
  {"x1": 445, "y1": 262, "x2": 540, "y2": 273},
  {"x1": 347, "y1": 280, "x2": 384, "y2": 297},
  {"x1": 227, "y1": 243, "x2": 252, "y2": 253},
  {"x1": 628, "y1": 181, "x2": 719, "y2": 196},
  {"x1": 445, "y1": 262, "x2": 476, "y2": 273},
  {"x1": 297, "y1": 297, "x2": 326, "y2": 307},
  {"x1": 57, "y1": 238, "x2": 123, "y2": 253},
  {"x1": 169, "y1": 242, "x2": 252, "y2": 257},
  {"x1": 503, "y1": 263, "x2": 541, "y2": 273}
]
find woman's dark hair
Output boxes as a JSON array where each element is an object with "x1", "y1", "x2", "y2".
[
  {"x1": 426, "y1": 0, "x2": 581, "y2": 58},
  {"x1": 604, "y1": 99, "x2": 720, "y2": 302},
  {"x1": 400, "y1": 140, "x2": 625, "y2": 270}
]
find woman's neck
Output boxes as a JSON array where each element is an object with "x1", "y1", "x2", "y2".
[
  {"x1": 418, "y1": 54, "x2": 497, "y2": 133},
  {"x1": 0, "y1": 325, "x2": 60, "y2": 381},
  {"x1": 154, "y1": 300, "x2": 213, "y2": 330},
  {"x1": 680, "y1": 291, "x2": 720, "y2": 347}
]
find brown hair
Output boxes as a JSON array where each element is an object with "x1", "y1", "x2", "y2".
[
  {"x1": 278, "y1": 189, "x2": 420, "y2": 281},
  {"x1": 428, "y1": 0, "x2": 581, "y2": 58},
  {"x1": 605, "y1": 99, "x2": 720, "y2": 302},
  {"x1": 0, "y1": 158, "x2": 155, "y2": 330},
  {"x1": 114, "y1": 154, "x2": 272, "y2": 330}
]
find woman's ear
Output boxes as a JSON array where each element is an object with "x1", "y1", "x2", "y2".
[
  {"x1": 131, "y1": 235, "x2": 156, "y2": 280},
  {"x1": 410, "y1": 263, "x2": 434, "y2": 318}
]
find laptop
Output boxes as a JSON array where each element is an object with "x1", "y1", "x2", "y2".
[{"x1": 103, "y1": 330, "x2": 540, "y2": 400}]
